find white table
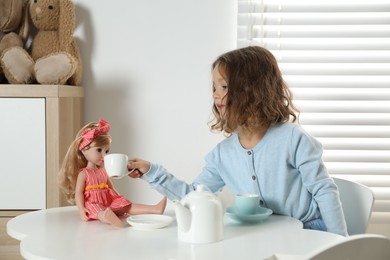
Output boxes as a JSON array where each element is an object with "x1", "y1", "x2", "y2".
[{"x1": 7, "y1": 206, "x2": 344, "y2": 260}]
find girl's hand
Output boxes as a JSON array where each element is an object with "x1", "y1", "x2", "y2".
[
  {"x1": 127, "y1": 158, "x2": 151, "y2": 178},
  {"x1": 79, "y1": 207, "x2": 90, "y2": 221}
]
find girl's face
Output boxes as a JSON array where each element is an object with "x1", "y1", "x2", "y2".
[
  {"x1": 82, "y1": 145, "x2": 110, "y2": 168},
  {"x1": 212, "y1": 64, "x2": 228, "y2": 116}
]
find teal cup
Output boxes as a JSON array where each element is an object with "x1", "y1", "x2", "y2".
[{"x1": 235, "y1": 194, "x2": 260, "y2": 215}]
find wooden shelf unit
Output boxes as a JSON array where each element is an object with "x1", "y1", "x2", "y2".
[{"x1": 0, "y1": 84, "x2": 84, "y2": 253}]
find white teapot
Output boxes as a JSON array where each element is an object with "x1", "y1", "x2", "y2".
[{"x1": 173, "y1": 185, "x2": 224, "y2": 244}]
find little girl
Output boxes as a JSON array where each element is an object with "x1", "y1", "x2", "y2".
[
  {"x1": 128, "y1": 46, "x2": 348, "y2": 236},
  {"x1": 58, "y1": 118, "x2": 167, "y2": 228}
]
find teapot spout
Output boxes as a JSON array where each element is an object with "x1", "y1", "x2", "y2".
[{"x1": 173, "y1": 200, "x2": 191, "y2": 232}]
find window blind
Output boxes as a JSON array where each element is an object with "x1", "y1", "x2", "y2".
[{"x1": 238, "y1": 0, "x2": 390, "y2": 226}]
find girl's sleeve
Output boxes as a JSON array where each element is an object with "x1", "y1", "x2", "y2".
[
  {"x1": 292, "y1": 126, "x2": 348, "y2": 236},
  {"x1": 142, "y1": 150, "x2": 225, "y2": 201},
  {"x1": 141, "y1": 164, "x2": 196, "y2": 201}
]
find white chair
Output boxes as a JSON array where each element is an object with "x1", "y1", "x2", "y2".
[
  {"x1": 333, "y1": 177, "x2": 375, "y2": 235},
  {"x1": 266, "y1": 234, "x2": 390, "y2": 260},
  {"x1": 308, "y1": 234, "x2": 390, "y2": 260}
]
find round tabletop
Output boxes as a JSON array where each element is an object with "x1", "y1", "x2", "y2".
[{"x1": 7, "y1": 205, "x2": 344, "y2": 260}]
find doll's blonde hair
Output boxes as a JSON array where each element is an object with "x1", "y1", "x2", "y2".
[{"x1": 58, "y1": 121, "x2": 112, "y2": 204}]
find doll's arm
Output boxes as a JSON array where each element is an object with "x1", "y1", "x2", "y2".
[{"x1": 75, "y1": 171, "x2": 89, "y2": 221}]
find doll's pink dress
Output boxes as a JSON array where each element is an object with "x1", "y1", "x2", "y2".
[{"x1": 82, "y1": 167, "x2": 131, "y2": 220}]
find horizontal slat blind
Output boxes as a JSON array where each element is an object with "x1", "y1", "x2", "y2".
[{"x1": 238, "y1": 0, "x2": 390, "y2": 225}]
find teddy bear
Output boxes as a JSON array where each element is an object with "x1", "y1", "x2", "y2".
[
  {"x1": 0, "y1": 0, "x2": 28, "y2": 83},
  {"x1": 0, "y1": 0, "x2": 82, "y2": 85}
]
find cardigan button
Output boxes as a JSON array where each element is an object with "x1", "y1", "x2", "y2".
[
  {"x1": 252, "y1": 175, "x2": 256, "y2": 180},
  {"x1": 247, "y1": 151, "x2": 252, "y2": 155}
]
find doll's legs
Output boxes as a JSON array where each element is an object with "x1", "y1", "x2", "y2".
[
  {"x1": 128, "y1": 197, "x2": 167, "y2": 215},
  {"x1": 98, "y1": 208, "x2": 125, "y2": 228}
]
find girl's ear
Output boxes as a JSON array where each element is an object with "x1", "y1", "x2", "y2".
[{"x1": 58, "y1": 0, "x2": 75, "y2": 51}]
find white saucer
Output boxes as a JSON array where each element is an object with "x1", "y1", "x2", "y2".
[
  {"x1": 127, "y1": 214, "x2": 174, "y2": 230},
  {"x1": 226, "y1": 206, "x2": 273, "y2": 223}
]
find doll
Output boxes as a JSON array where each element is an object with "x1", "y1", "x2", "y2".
[{"x1": 58, "y1": 118, "x2": 167, "y2": 228}]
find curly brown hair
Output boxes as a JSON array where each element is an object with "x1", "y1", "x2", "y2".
[{"x1": 210, "y1": 46, "x2": 299, "y2": 134}]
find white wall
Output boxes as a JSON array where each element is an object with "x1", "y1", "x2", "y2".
[
  {"x1": 67, "y1": 1, "x2": 390, "y2": 239},
  {"x1": 73, "y1": 0, "x2": 236, "y2": 204}
]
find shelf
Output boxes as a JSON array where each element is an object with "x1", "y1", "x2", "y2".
[
  {"x1": 0, "y1": 84, "x2": 84, "y2": 209},
  {"x1": 0, "y1": 84, "x2": 84, "y2": 97}
]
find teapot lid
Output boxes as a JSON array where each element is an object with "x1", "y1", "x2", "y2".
[
  {"x1": 184, "y1": 184, "x2": 215, "y2": 201},
  {"x1": 196, "y1": 185, "x2": 206, "y2": 192}
]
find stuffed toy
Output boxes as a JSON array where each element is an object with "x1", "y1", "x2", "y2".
[
  {"x1": 0, "y1": 0, "x2": 28, "y2": 83},
  {"x1": 0, "y1": 0, "x2": 82, "y2": 85}
]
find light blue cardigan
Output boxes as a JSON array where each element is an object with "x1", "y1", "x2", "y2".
[{"x1": 142, "y1": 122, "x2": 348, "y2": 236}]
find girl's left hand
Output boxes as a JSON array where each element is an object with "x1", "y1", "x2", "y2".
[
  {"x1": 128, "y1": 169, "x2": 143, "y2": 178},
  {"x1": 127, "y1": 158, "x2": 151, "y2": 178}
]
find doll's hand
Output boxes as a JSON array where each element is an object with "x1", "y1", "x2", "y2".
[
  {"x1": 127, "y1": 158, "x2": 151, "y2": 178},
  {"x1": 79, "y1": 208, "x2": 90, "y2": 221}
]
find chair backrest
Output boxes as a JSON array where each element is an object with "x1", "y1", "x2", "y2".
[
  {"x1": 333, "y1": 177, "x2": 375, "y2": 235},
  {"x1": 308, "y1": 234, "x2": 390, "y2": 260}
]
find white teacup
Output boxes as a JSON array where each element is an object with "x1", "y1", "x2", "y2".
[
  {"x1": 235, "y1": 194, "x2": 260, "y2": 215},
  {"x1": 104, "y1": 153, "x2": 129, "y2": 179}
]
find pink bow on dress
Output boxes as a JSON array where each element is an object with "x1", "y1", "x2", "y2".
[{"x1": 79, "y1": 118, "x2": 110, "y2": 150}]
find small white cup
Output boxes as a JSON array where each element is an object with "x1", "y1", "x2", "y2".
[
  {"x1": 104, "y1": 153, "x2": 129, "y2": 179},
  {"x1": 235, "y1": 194, "x2": 260, "y2": 215}
]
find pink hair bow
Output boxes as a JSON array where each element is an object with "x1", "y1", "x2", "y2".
[{"x1": 79, "y1": 118, "x2": 110, "y2": 150}]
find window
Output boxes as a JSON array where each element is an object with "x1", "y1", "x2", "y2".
[{"x1": 238, "y1": 0, "x2": 390, "y2": 227}]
